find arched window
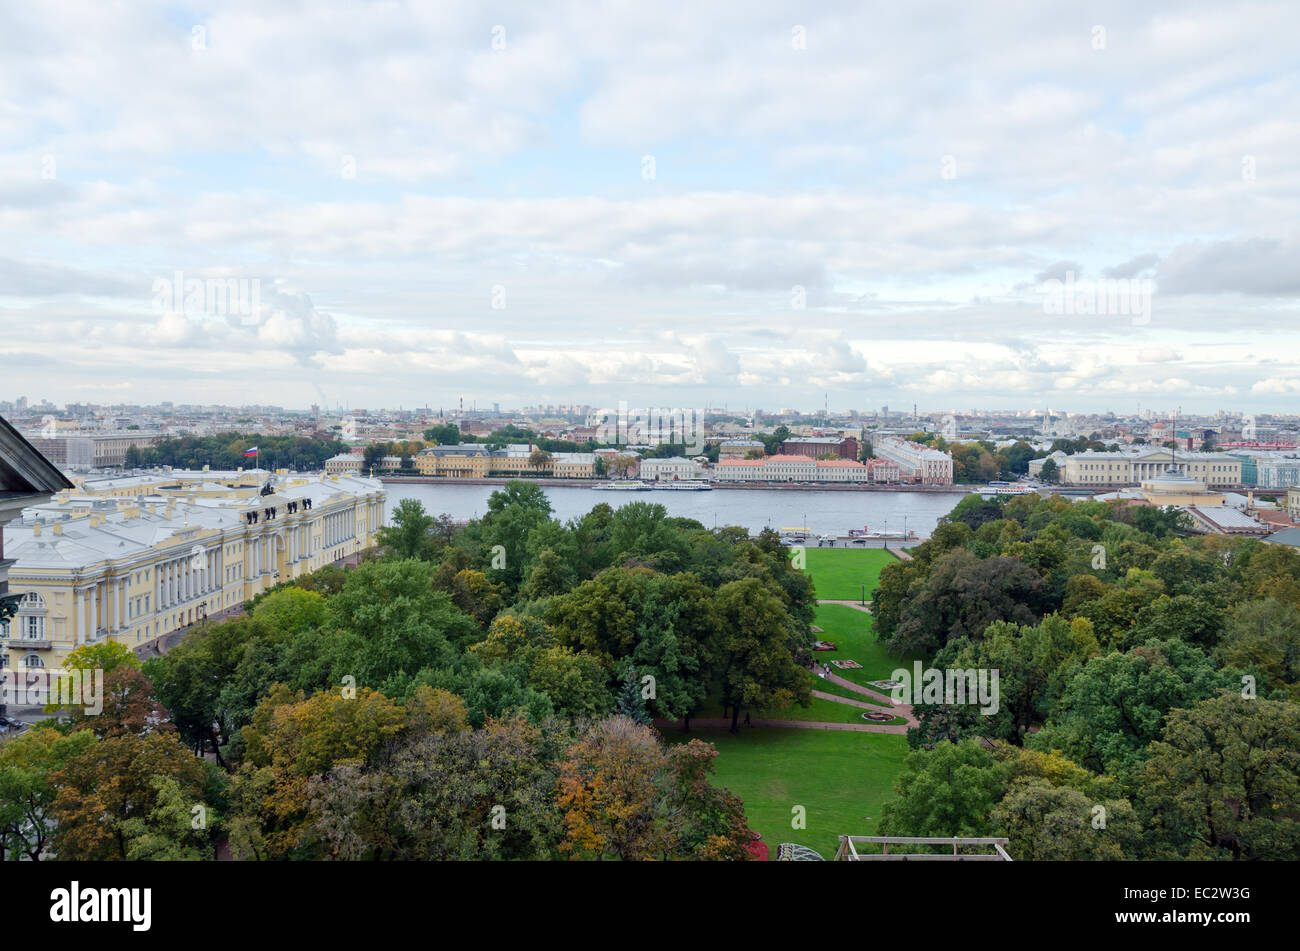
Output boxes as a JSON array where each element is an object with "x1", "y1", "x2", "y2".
[
  {"x1": 22, "y1": 653, "x2": 45, "y2": 668},
  {"x1": 16, "y1": 592, "x2": 46, "y2": 640}
]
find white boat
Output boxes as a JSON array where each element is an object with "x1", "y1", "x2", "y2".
[
  {"x1": 650, "y1": 480, "x2": 713, "y2": 491},
  {"x1": 980, "y1": 482, "x2": 1037, "y2": 496},
  {"x1": 593, "y1": 480, "x2": 652, "y2": 490}
]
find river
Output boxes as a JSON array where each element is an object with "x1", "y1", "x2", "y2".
[{"x1": 381, "y1": 482, "x2": 968, "y2": 541}]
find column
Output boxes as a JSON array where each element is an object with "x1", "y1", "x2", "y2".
[
  {"x1": 90, "y1": 584, "x2": 98, "y2": 638},
  {"x1": 73, "y1": 587, "x2": 83, "y2": 646}
]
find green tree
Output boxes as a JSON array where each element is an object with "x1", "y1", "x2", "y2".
[
  {"x1": 614, "y1": 666, "x2": 651, "y2": 724},
  {"x1": 878, "y1": 740, "x2": 1007, "y2": 839},
  {"x1": 0, "y1": 727, "x2": 97, "y2": 861},
  {"x1": 1135, "y1": 694, "x2": 1300, "y2": 859},
  {"x1": 1030, "y1": 639, "x2": 1239, "y2": 774},
  {"x1": 713, "y1": 577, "x2": 810, "y2": 732}
]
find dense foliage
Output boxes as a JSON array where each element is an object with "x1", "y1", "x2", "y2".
[
  {"x1": 872, "y1": 491, "x2": 1300, "y2": 860},
  {"x1": 126, "y1": 433, "x2": 348, "y2": 471}
]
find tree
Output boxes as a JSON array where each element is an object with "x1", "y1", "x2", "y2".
[
  {"x1": 712, "y1": 578, "x2": 810, "y2": 732},
  {"x1": 1134, "y1": 694, "x2": 1300, "y2": 859},
  {"x1": 0, "y1": 727, "x2": 96, "y2": 861},
  {"x1": 1029, "y1": 639, "x2": 1239, "y2": 774},
  {"x1": 1215, "y1": 598, "x2": 1300, "y2": 700},
  {"x1": 1039, "y1": 458, "x2": 1060, "y2": 484},
  {"x1": 991, "y1": 780, "x2": 1141, "y2": 860},
  {"x1": 309, "y1": 716, "x2": 564, "y2": 861},
  {"x1": 888, "y1": 550, "x2": 1047, "y2": 657},
  {"x1": 120, "y1": 775, "x2": 221, "y2": 860},
  {"x1": 556, "y1": 716, "x2": 671, "y2": 860},
  {"x1": 377, "y1": 498, "x2": 436, "y2": 559},
  {"x1": 614, "y1": 666, "x2": 651, "y2": 724},
  {"x1": 661, "y1": 740, "x2": 753, "y2": 860},
  {"x1": 50, "y1": 731, "x2": 210, "y2": 860},
  {"x1": 520, "y1": 548, "x2": 576, "y2": 599},
  {"x1": 527, "y1": 647, "x2": 613, "y2": 719},
  {"x1": 424, "y1": 423, "x2": 463, "y2": 445},
  {"x1": 878, "y1": 740, "x2": 1007, "y2": 839},
  {"x1": 233, "y1": 686, "x2": 407, "y2": 859},
  {"x1": 65, "y1": 666, "x2": 174, "y2": 738},
  {"x1": 528, "y1": 449, "x2": 552, "y2": 472}
]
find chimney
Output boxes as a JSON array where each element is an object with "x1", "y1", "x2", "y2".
[
  {"x1": 32, "y1": 522, "x2": 41, "y2": 536},
  {"x1": 53, "y1": 522, "x2": 63, "y2": 535}
]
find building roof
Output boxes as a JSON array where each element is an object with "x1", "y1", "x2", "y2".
[
  {"x1": 1264, "y1": 527, "x2": 1300, "y2": 548},
  {"x1": 1185, "y1": 505, "x2": 1268, "y2": 534},
  {"x1": 0, "y1": 413, "x2": 75, "y2": 497},
  {"x1": 7, "y1": 474, "x2": 383, "y2": 572}
]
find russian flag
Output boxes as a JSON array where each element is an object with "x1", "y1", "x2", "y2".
[{"x1": 244, "y1": 447, "x2": 258, "y2": 457}]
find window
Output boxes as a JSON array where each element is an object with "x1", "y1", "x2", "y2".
[{"x1": 22, "y1": 654, "x2": 44, "y2": 668}]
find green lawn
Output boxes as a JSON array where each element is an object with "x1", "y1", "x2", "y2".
[
  {"x1": 661, "y1": 725, "x2": 909, "y2": 859},
  {"x1": 808, "y1": 669, "x2": 892, "y2": 707},
  {"x1": 810, "y1": 602, "x2": 922, "y2": 686},
  {"x1": 694, "y1": 693, "x2": 902, "y2": 725},
  {"x1": 793, "y1": 546, "x2": 897, "y2": 601}
]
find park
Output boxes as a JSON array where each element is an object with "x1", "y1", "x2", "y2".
[{"x1": 661, "y1": 546, "x2": 911, "y2": 858}]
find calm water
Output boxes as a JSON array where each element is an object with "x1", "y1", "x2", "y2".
[{"x1": 381, "y1": 482, "x2": 968, "y2": 540}]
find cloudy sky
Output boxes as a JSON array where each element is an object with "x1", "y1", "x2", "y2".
[{"x1": 2, "y1": 0, "x2": 1298, "y2": 415}]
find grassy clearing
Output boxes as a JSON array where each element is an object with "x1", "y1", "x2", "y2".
[
  {"x1": 793, "y1": 546, "x2": 897, "y2": 601},
  {"x1": 661, "y1": 725, "x2": 909, "y2": 859},
  {"x1": 810, "y1": 602, "x2": 922, "y2": 686}
]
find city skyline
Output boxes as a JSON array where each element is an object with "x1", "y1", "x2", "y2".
[{"x1": 2, "y1": 1, "x2": 1298, "y2": 412}]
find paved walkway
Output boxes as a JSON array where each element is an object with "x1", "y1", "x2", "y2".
[
  {"x1": 660, "y1": 717, "x2": 911, "y2": 735},
  {"x1": 818, "y1": 599, "x2": 873, "y2": 614}
]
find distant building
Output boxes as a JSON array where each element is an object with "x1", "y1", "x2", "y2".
[
  {"x1": 718, "y1": 440, "x2": 764, "y2": 458},
  {"x1": 27, "y1": 431, "x2": 162, "y2": 468},
  {"x1": 1030, "y1": 448, "x2": 1242, "y2": 488},
  {"x1": 640, "y1": 457, "x2": 703, "y2": 481},
  {"x1": 325, "y1": 452, "x2": 363, "y2": 475},
  {"x1": 870, "y1": 436, "x2": 954, "y2": 486},
  {"x1": 781, "y1": 435, "x2": 859, "y2": 460},
  {"x1": 3, "y1": 469, "x2": 383, "y2": 669}
]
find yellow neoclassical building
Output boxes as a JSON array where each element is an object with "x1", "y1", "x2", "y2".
[{"x1": 0, "y1": 468, "x2": 384, "y2": 671}]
